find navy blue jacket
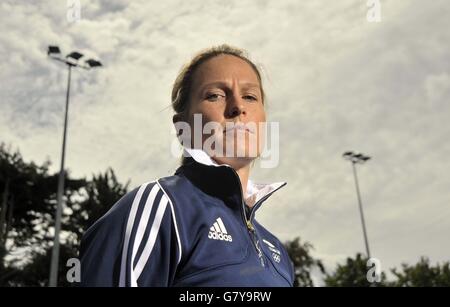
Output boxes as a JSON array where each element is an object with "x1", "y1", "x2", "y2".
[{"x1": 79, "y1": 148, "x2": 294, "y2": 287}]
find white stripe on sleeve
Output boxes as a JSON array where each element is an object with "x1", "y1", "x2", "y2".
[
  {"x1": 133, "y1": 194, "x2": 169, "y2": 280},
  {"x1": 119, "y1": 182, "x2": 151, "y2": 287},
  {"x1": 156, "y1": 180, "x2": 182, "y2": 265},
  {"x1": 130, "y1": 184, "x2": 160, "y2": 286}
]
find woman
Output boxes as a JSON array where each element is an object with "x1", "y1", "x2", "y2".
[{"x1": 80, "y1": 44, "x2": 294, "y2": 287}]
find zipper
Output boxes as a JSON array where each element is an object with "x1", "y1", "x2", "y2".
[
  {"x1": 226, "y1": 167, "x2": 286, "y2": 267},
  {"x1": 225, "y1": 166, "x2": 264, "y2": 267}
]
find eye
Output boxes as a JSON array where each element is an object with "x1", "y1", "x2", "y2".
[
  {"x1": 243, "y1": 95, "x2": 257, "y2": 101},
  {"x1": 205, "y1": 93, "x2": 225, "y2": 102}
]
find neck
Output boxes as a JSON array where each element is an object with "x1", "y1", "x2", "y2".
[
  {"x1": 210, "y1": 156, "x2": 253, "y2": 204},
  {"x1": 234, "y1": 163, "x2": 251, "y2": 203}
]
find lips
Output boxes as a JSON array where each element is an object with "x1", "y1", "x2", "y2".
[{"x1": 223, "y1": 122, "x2": 255, "y2": 134}]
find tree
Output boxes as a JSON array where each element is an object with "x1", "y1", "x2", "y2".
[
  {"x1": 325, "y1": 253, "x2": 387, "y2": 287},
  {"x1": 0, "y1": 142, "x2": 129, "y2": 286},
  {"x1": 284, "y1": 237, "x2": 325, "y2": 287},
  {"x1": 0, "y1": 143, "x2": 86, "y2": 274},
  {"x1": 10, "y1": 168, "x2": 128, "y2": 286},
  {"x1": 2, "y1": 243, "x2": 79, "y2": 287},
  {"x1": 66, "y1": 167, "x2": 129, "y2": 241},
  {"x1": 390, "y1": 257, "x2": 450, "y2": 287}
]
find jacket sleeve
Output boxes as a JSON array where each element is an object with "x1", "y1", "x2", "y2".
[{"x1": 79, "y1": 181, "x2": 182, "y2": 287}]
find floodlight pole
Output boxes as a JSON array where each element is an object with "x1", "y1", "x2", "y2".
[
  {"x1": 351, "y1": 160, "x2": 371, "y2": 259},
  {"x1": 343, "y1": 151, "x2": 372, "y2": 259},
  {"x1": 49, "y1": 63, "x2": 72, "y2": 287},
  {"x1": 47, "y1": 46, "x2": 102, "y2": 287}
]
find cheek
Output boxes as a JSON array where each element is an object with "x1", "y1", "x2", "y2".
[
  {"x1": 261, "y1": 110, "x2": 266, "y2": 122},
  {"x1": 252, "y1": 107, "x2": 266, "y2": 138},
  {"x1": 252, "y1": 105, "x2": 266, "y2": 123},
  {"x1": 190, "y1": 104, "x2": 224, "y2": 124}
]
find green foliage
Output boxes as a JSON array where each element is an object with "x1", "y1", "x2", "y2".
[
  {"x1": 0, "y1": 142, "x2": 128, "y2": 286},
  {"x1": 324, "y1": 253, "x2": 387, "y2": 287},
  {"x1": 390, "y1": 257, "x2": 450, "y2": 287},
  {"x1": 284, "y1": 237, "x2": 325, "y2": 287}
]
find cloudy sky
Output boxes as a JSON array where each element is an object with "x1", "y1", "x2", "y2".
[{"x1": 1, "y1": 0, "x2": 449, "y2": 281}]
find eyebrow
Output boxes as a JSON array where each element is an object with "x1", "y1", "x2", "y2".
[{"x1": 199, "y1": 81, "x2": 261, "y2": 91}]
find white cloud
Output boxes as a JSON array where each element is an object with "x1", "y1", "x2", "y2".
[{"x1": 1, "y1": 0, "x2": 449, "y2": 278}]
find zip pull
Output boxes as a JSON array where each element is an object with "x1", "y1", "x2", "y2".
[{"x1": 246, "y1": 220, "x2": 254, "y2": 231}]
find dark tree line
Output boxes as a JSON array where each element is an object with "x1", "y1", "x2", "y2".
[
  {"x1": 284, "y1": 239, "x2": 450, "y2": 287},
  {"x1": 0, "y1": 142, "x2": 128, "y2": 286}
]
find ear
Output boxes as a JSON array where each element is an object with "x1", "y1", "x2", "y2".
[
  {"x1": 173, "y1": 113, "x2": 186, "y2": 137},
  {"x1": 172, "y1": 113, "x2": 182, "y2": 124}
]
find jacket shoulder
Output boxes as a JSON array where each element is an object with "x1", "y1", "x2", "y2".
[{"x1": 83, "y1": 182, "x2": 157, "y2": 238}]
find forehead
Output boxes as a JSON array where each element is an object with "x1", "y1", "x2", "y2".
[{"x1": 191, "y1": 54, "x2": 260, "y2": 88}]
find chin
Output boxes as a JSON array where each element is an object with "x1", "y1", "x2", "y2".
[
  {"x1": 205, "y1": 134, "x2": 261, "y2": 168},
  {"x1": 212, "y1": 155, "x2": 256, "y2": 170}
]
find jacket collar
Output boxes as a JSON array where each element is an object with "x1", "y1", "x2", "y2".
[{"x1": 176, "y1": 147, "x2": 286, "y2": 208}]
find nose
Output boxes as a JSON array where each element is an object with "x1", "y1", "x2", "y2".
[{"x1": 225, "y1": 93, "x2": 246, "y2": 119}]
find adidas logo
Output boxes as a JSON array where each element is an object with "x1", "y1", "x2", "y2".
[{"x1": 208, "y1": 217, "x2": 233, "y2": 242}]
